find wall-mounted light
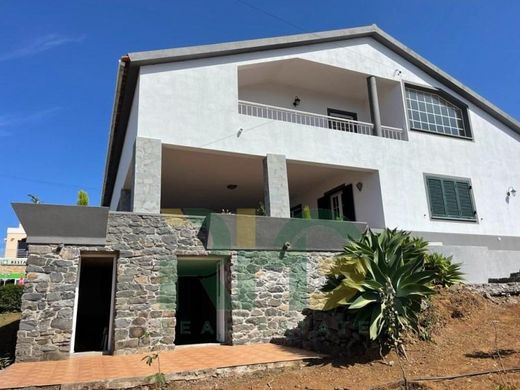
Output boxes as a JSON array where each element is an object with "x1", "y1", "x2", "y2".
[
  {"x1": 507, "y1": 187, "x2": 517, "y2": 198},
  {"x1": 356, "y1": 182, "x2": 363, "y2": 192},
  {"x1": 227, "y1": 184, "x2": 238, "y2": 190},
  {"x1": 292, "y1": 96, "x2": 301, "y2": 107}
]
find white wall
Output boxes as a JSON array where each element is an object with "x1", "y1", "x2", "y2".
[{"x1": 116, "y1": 36, "x2": 520, "y2": 237}]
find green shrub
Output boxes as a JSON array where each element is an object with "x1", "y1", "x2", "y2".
[
  {"x1": 302, "y1": 205, "x2": 312, "y2": 219},
  {"x1": 77, "y1": 190, "x2": 89, "y2": 206},
  {"x1": 0, "y1": 285, "x2": 24, "y2": 313},
  {"x1": 425, "y1": 253, "x2": 464, "y2": 286},
  {"x1": 323, "y1": 229, "x2": 435, "y2": 350}
]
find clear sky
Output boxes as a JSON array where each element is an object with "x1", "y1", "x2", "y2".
[{"x1": 1, "y1": 0, "x2": 519, "y2": 253}]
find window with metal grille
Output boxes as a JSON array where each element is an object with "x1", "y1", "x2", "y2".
[
  {"x1": 426, "y1": 175, "x2": 477, "y2": 221},
  {"x1": 406, "y1": 86, "x2": 471, "y2": 139}
]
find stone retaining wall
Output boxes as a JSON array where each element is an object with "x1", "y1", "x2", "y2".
[
  {"x1": 469, "y1": 282, "x2": 520, "y2": 297},
  {"x1": 272, "y1": 307, "x2": 370, "y2": 357}
]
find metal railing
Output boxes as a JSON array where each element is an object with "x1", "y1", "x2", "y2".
[
  {"x1": 238, "y1": 100, "x2": 405, "y2": 140},
  {"x1": 382, "y1": 125, "x2": 405, "y2": 140},
  {"x1": 238, "y1": 100, "x2": 373, "y2": 135}
]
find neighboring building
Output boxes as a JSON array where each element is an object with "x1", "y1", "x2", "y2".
[
  {"x1": 0, "y1": 225, "x2": 27, "y2": 286},
  {"x1": 3, "y1": 224, "x2": 27, "y2": 259},
  {"x1": 13, "y1": 25, "x2": 520, "y2": 362}
]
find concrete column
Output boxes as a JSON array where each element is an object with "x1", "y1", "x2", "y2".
[
  {"x1": 367, "y1": 76, "x2": 382, "y2": 137},
  {"x1": 132, "y1": 137, "x2": 162, "y2": 213},
  {"x1": 263, "y1": 154, "x2": 290, "y2": 218}
]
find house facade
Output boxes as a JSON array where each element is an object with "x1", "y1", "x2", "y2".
[
  {"x1": 104, "y1": 25, "x2": 520, "y2": 280},
  {"x1": 13, "y1": 25, "x2": 520, "y2": 362}
]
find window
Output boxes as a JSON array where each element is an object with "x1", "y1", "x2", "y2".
[
  {"x1": 425, "y1": 175, "x2": 477, "y2": 221},
  {"x1": 327, "y1": 108, "x2": 358, "y2": 133},
  {"x1": 405, "y1": 86, "x2": 471, "y2": 139}
]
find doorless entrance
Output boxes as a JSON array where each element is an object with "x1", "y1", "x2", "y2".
[
  {"x1": 175, "y1": 258, "x2": 225, "y2": 345},
  {"x1": 72, "y1": 256, "x2": 116, "y2": 353}
]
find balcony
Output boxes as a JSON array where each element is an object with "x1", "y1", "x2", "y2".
[
  {"x1": 238, "y1": 58, "x2": 407, "y2": 142},
  {"x1": 238, "y1": 100, "x2": 404, "y2": 140},
  {"x1": 159, "y1": 147, "x2": 386, "y2": 229}
]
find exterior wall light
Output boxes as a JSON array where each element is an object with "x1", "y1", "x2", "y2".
[
  {"x1": 356, "y1": 182, "x2": 363, "y2": 192},
  {"x1": 293, "y1": 96, "x2": 301, "y2": 107},
  {"x1": 507, "y1": 187, "x2": 517, "y2": 197}
]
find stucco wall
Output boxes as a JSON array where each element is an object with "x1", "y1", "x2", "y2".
[{"x1": 117, "y1": 36, "x2": 520, "y2": 238}]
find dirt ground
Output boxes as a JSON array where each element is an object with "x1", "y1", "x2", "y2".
[{"x1": 173, "y1": 287, "x2": 520, "y2": 390}]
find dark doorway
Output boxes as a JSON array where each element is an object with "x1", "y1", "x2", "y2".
[
  {"x1": 175, "y1": 259, "x2": 220, "y2": 345},
  {"x1": 317, "y1": 184, "x2": 356, "y2": 221},
  {"x1": 327, "y1": 108, "x2": 358, "y2": 133},
  {"x1": 74, "y1": 257, "x2": 115, "y2": 353}
]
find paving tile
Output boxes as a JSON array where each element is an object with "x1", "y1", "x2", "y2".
[{"x1": 0, "y1": 343, "x2": 321, "y2": 389}]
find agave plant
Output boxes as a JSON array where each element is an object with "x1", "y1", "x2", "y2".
[
  {"x1": 425, "y1": 253, "x2": 464, "y2": 286},
  {"x1": 323, "y1": 229, "x2": 435, "y2": 350}
]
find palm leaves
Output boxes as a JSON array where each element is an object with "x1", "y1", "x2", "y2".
[{"x1": 323, "y1": 229, "x2": 435, "y2": 344}]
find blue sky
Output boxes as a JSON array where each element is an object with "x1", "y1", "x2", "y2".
[{"x1": 1, "y1": 0, "x2": 519, "y2": 253}]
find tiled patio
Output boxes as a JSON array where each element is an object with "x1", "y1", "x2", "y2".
[{"x1": 0, "y1": 343, "x2": 322, "y2": 389}]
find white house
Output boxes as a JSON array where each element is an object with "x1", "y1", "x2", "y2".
[
  {"x1": 101, "y1": 25, "x2": 520, "y2": 282},
  {"x1": 12, "y1": 25, "x2": 520, "y2": 363}
]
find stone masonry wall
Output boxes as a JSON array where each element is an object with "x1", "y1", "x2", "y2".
[
  {"x1": 230, "y1": 251, "x2": 337, "y2": 344},
  {"x1": 16, "y1": 211, "x2": 340, "y2": 361},
  {"x1": 106, "y1": 213, "x2": 178, "y2": 354},
  {"x1": 16, "y1": 245, "x2": 81, "y2": 361},
  {"x1": 16, "y1": 213, "x2": 211, "y2": 361}
]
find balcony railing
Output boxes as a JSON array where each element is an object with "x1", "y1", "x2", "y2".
[
  {"x1": 238, "y1": 100, "x2": 405, "y2": 140},
  {"x1": 382, "y1": 125, "x2": 405, "y2": 140}
]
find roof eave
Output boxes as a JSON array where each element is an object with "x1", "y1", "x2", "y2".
[{"x1": 127, "y1": 25, "x2": 378, "y2": 66}]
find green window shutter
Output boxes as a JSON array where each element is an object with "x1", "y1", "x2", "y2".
[
  {"x1": 442, "y1": 180, "x2": 460, "y2": 217},
  {"x1": 456, "y1": 181, "x2": 475, "y2": 219},
  {"x1": 426, "y1": 175, "x2": 476, "y2": 221},
  {"x1": 427, "y1": 178, "x2": 446, "y2": 217}
]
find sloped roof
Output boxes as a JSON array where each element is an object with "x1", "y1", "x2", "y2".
[{"x1": 102, "y1": 24, "x2": 520, "y2": 206}]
